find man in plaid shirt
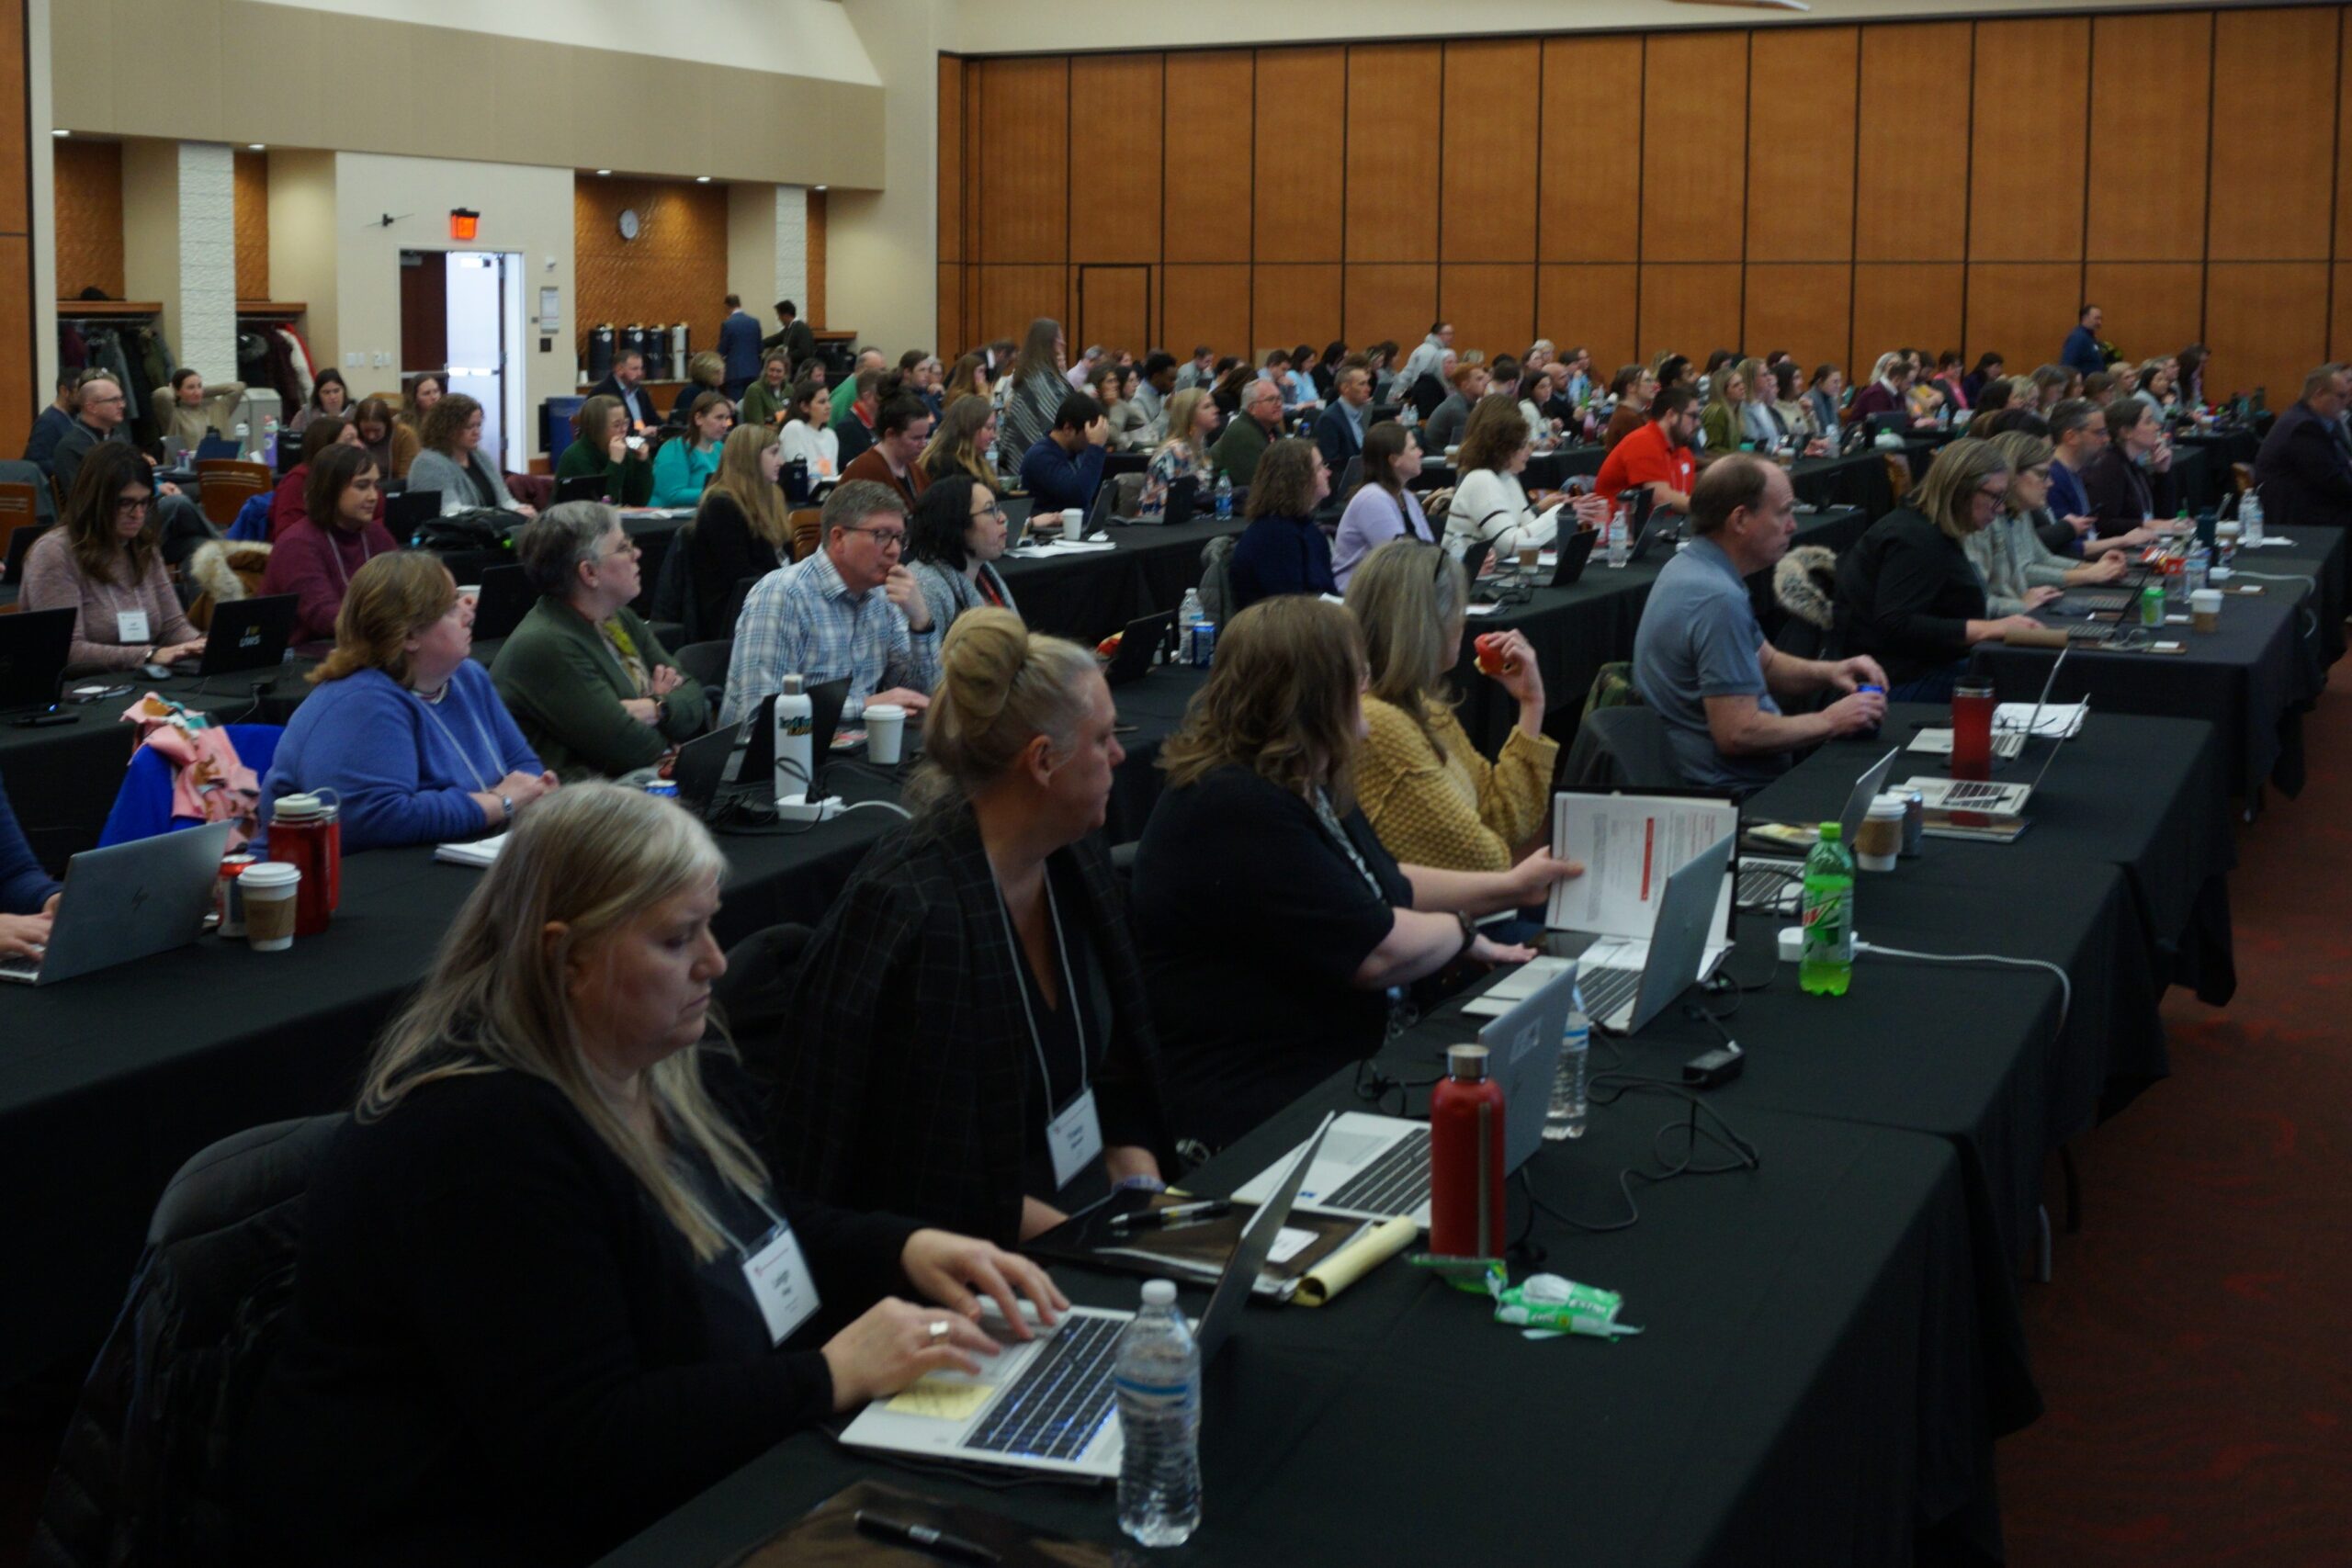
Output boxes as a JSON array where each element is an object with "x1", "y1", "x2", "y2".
[{"x1": 718, "y1": 479, "x2": 940, "y2": 726}]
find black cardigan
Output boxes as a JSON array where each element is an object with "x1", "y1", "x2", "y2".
[
  {"x1": 775, "y1": 806, "x2": 1180, "y2": 1247},
  {"x1": 684, "y1": 491, "x2": 785, "y2": 637},
  {"x1": 2079, "y1": 445, "x2": 2178, "y2": 536},
  {"x1": 1833, "y1": 507, "x2": 1985, "y2": 688},
  {"x1": 237, "y1": 1055, "x2": 915, "y2": 1568}
]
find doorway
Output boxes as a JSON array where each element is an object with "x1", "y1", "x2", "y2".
[
  {"x1": 398, "y1": 250, "x2": 527, "y2": 475},
  {"x1": 1078, "y1": 266, "x2": 1150, "y2": 361}
]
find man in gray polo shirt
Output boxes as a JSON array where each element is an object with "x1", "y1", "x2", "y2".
[{"x1": 1632, "y1": 454, "x2": 1888, "y2": 794}]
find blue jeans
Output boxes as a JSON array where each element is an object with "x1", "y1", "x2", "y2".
[{"x1": 1887, "y1": 664, "x2": 1964, "y2": 703}]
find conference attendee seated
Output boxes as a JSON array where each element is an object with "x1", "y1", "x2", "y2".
[
  {"x1": 1804, "y1": 365, "x2": 1844, "y2": 445},
  {"x1": 1131, "y1": 349, "x2": 1177, "y2": 446},
  {"x1": 1129, "y1": 597, "x2": 1575, "y2": 1151},
  {"x1": 1770, "y1": 363, "x2": 1823, "y2": 449},
  {"x1": 53, "y1": 374, "x2": 209, "y2": 569},
  {"x1": 1446, "y1": 395, "x2": 1591, "y2": 559},
  {"x1": 739, "y1": 351, "x2": 796, "y2": 432},
  {"x1": 917, "y1": 395, "x2": 1000, "y2": 491},
  {"x1": 490, "y1": 503, "x2": 710, "y2": 782},
  {"x1": 398, "y1": 372, "x2": 446, "y2": 446},
  {"x1": 905, "y1": 476, "x2": 1018, "y2": 634},
  {"x1": 1314, "y1": 363, "x2": 1374, "y2": 474},
  {"x1": 778, "y1": 378, "x2": 842, "y2": 484},
  {"x1": 831, "y1": 347, "x2": 889, "y2": 424},
  {"x1": 840, "y1": 394, "x2": 934, "y2": 509},
  {"x1": 1699, "y1": 361, "x2": 1749, "y2": 453},
  {"x1": 1227, "y1": 437, "x2": 1336, "y2": 613},
  {"x1": 1397, "y1": 320, "x2": 1453, "y2": 392},
  {"x1": 22, "y1": 372, "x2": 77, "y2": 476},
  {"x1": 1968, "y1": 430, "x2": 2130, "y2": 615},
  {"x1": 17, "y1": 444, "x2": 204, "y2": 673},
  {"x1": 2079, "y1": 398, "x2": 2177, "y2": 536},
  {"x1": 1631, "y1": 455, "x2": 1887, "y2": 794},
  {"x1": 1601, "y1": 364, "x2": 1656, "y2": 448},
  {"x1": 719, "y1": 479, "x2": 941, "y2": 727},
  {"x1": 1423, "y1": 360, "x2": 1487, "y2": 454},
  {"x1": 1206, "y1": 374, "x2": 1283, "y2": 488},
  {"x1": 286, "y1": 368, "x2": 350, "y2": 436},
  {"x1": 585, "y1": 346, "x2": 661, "y2": 434},
  {"x1": 1518, "y1": 365, "x2": 1563, "y2": 450},
  {"x1": 1594, "y1": 384, "x2": 1701, "y2": 513},
  {"x1": 409, "y1": 393, "x2": 537, "y2": 518},
  {"x1": 684, "y1": 424, "x2": 792, "y2": 637},
  {"x1": 261, "y1": 444, "x2": 402, "y2": 648},
  {"x1": 267, "y1": 416, "x2": 364, "y2": 541},
  {"x1": 1346, "y1": 540, "x2": 1557, "y2": 869},
  {"x1": 350, "y1": 396, "x2": 417, "y2": 482},
  {"x1": 152, "y1": 367, "x2": 247, "y2": 450},
  {"x1": 2252, "y1": 365, "x2": 2352, "y2": 531},
  {"x1": 1844, "y1": 353, "x2": 1929, "y2": 428},
  {"x1": 1137, "y1": 388, "x2": 1215, "y2": 519},
  {"x1": 669, "y1": 352, "x2": 727, "y2": 426},
  {"x1": 1833, "y1": 439, "x2": 2045, "y2": 701},
  {"x1": 775, "y1": 610, "x2": 1175, "y2": 1245},
  {"x1": 236, "y1": 782, "x2": 1063, "y2": 1566},
  {"x1": 261, "y1": 552, "x2": 555, "y2": 852},
  {"x1": 1736, "y1": 358, "x2": 1795, "y2": 451},
  {"x1": 650, "y1": 392, "x2": 735, "y2": 507},
  {"x1": 0, "y1": 773, "x2": 61, "y2": 963},
  {"x1": 553, "y1": 394, "x2": 655, "y2": 506},
  {"x1": 1332, "y1": 422, "x2": 1436, "y2": 588},
  {"x1": 1016, "y1": 391, "x2": 1109, "y2": 513},
  {"x1": 831, "y1": 367, "x2": 887, "y2": 468}
]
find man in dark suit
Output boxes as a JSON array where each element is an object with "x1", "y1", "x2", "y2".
[
  {"x1": 584, "y1": 348, "x2": 660, "y2": 434},
  {"x1": 763, "y1": 299, "x2": 820, "y2": 369},
  {"x1": 2253, "y1": 364, "x2": 2352, "y2": 530},
  {"x1": 717, "y1": 294, "x2": 763, "y2": 400},
  {"x1": 2080, "y1": 397, "x2": 2177, "y2": 536},
  {"x1": 1313, "y1": 363, "x2": 1373, "y2": 478}
]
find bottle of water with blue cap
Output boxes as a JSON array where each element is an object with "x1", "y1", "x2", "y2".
[{"x1": 1115, "y1": 1279, "x2": 1201, "y2": 1547}]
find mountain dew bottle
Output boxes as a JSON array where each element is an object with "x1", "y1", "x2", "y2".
[{"x1": 1799, "y1": 823, "x2": 1854, "y2": 996}]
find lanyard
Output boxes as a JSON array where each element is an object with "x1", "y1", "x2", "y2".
[
  {"x1": 992, "y1": 870, "x2": 1089, "y2": 1111},
  {"x1": 322, "y1": 529, "x2": 376, "y2": 593},
  {"x1": 411, "y1": 682, "x2": 502, "y2": 791},
  {"x1": 1312, "y1": 788, "x2": 1385, "y2": 900}
]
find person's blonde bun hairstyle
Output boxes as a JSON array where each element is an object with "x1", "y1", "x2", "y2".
[{"x1": 910, "y1": 607, "x2": 1098, "y2": 815}]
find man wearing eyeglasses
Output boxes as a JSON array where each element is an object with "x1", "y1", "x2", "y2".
[
  {"x1": 54, "y1": 372, "x2": 211, "y2": 568},
  {"x1": 718, "y1": 479, "x2": 938, "y2": 727}
]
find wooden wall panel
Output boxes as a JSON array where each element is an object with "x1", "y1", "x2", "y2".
[
  {"x1": 1743, "y1": 265, "x2": 1852, "y2": 370},
  {"x1": 233, "y1": 150, "x2": 268, "y2": 300},
  {"x1": 1966, "y1": 264, "x2": 2084, "y2": 371},
  {"x1": 575, "y1": 178, "x2": 729, "y2": 352},
  {"x1": 976, "y1": 265, "x2": 1069, "y2": 350},
  {"x1": 936, "y1": 265, "x2": 964, "y2": 366},
  {"x1": 1638, "y1": 265, "x2": 1742, "y2": 364},
  {"x1": 2087, "y1": 12, "x2": 2210, "y2": 262},
  {"x1": 1070, "y1": 56, "x2": 1162, "y2": 264},
  {"x1": 2341, "y1": 20, "x2": 2352, "y2": 262},
  {"x1": 2203, "y1": 263, "x2": 2328, "y2": 404},
  {"x1": 1077, "y1": 265, "x2": 1151, "y2": 358},
  {"x1": 1537, "y1": 265, "x2": 1637, "y2": 379},
  {"x1": 2333, "y1": 264, "x2": 2352, "y2": 367},
  {"x1": 1745, "y1": 28, "x2": 1856, "y2": 263},
  {"x1": 1641, "y1": 32, "x2": 1747, "y2": 263},
  {"x1": 0, "y1": 236, "x2": 27, "y2": 450},
  {"x1": 1442, "y1": 39, "x2": 1541, "y2": 263},
  {"x1": 1160, "y1": 265, "x2": 1250, "y2": 362},
  {"x1": 1252, "y1": 47, "x2": 1343, "y2": 264},
  {"x1": 1969, "y1": 18, "x2": 2087, "y2": 262},
  {"x1": 1347, "y1": 43, "x2": 1442, "y2": 264},
  {"x1": 1162, "y1": 51, "x2": 1253, "y2": 264},
  {"x1": 1538, "y1": 36, "x2": 1642, "y2": 263},
  {"x1": 1344, "y1": 264, "x2": 1436, "y2": 355},
  {"x1": 2209, "y1": 7, "x2": 2337, "y2": 262},
  {"x1": 808, "y1": 188, "x2": 828, "y2": 327},
  {"x1": 0, "y1": 0, "x2": 23, "y2": 233},
  {"x1": 1851, "y1": 265, "x2": 1963, "y2": 379},
  {"x1": 938, "y1": 56, "x2": 964, "y2": 265},
  {"x1": 1855, "y1": 24, "x2": 1970, "y2": 261},
  {"x1": 1440, "y1": 265, "x2": 1535, "y2": 363},
  {"x1": 2083, "y1": 263, "x2": 2204, "y2": 365},
  {"x1": 1250, "y1": 265, "x2": 1341, "y2": 356},
  {"x1": 54, "y1": 140, "x2": 125, "y2": 300},
  {"x1": 975, "y1": 58, "x2": 1069, "y2": 265}
]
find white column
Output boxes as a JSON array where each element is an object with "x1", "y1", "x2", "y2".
[
  {"x1": 774, "y1": 185, "x2": 809, "y2": 318},
  {"x1": 120, "y1": 140, "x2": 238, "y2": 382}
]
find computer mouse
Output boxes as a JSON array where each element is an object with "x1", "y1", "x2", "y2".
[{"x1": 139, "y1": 663, "x2": 172, "y2": 681}]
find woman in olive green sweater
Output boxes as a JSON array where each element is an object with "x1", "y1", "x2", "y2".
[
  {"x1": 552, "y1": 395, "x2": 655, "y2": 507},
  {"x1": 489, "y1": 502, "x2": 709, "y2": 781},
  {"x1": 737, "y1": 351, "x2": 796, "y2": 431}
]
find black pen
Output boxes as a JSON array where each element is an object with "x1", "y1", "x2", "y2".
[
  {"x1": 1109, "y1": 1199, "x2": 1232, "y2": 1233},
  {"x1": 854, "y1": 1510, "x2": 1001, "y2": 1564}
]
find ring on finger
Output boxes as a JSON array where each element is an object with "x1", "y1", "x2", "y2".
[{"x1": 926, "y1": 1319, "x2": 949, "y2": 1343}]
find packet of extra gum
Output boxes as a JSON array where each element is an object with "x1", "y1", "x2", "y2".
[{"x1": 1493, "y1": 1273, "x2": 1642, "y2": 1340}]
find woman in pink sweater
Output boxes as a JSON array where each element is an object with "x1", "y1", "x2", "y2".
[{"x1": 18, "y1": 443, "x2": 203, "y2": 672}]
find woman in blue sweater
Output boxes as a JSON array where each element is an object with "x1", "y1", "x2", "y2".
[
  {"x1": 0, "y1": 773, "x2": 62, "y2": 962},
  {"x1": 1227, "y1": 436, "x2": 1336, "y2": 615},
  {"x1": 262, "y1": 553, "x2": 557, "y2": 852},
  {"x1": 649, "y1": 392, "x2": 734, "y2": 507}
]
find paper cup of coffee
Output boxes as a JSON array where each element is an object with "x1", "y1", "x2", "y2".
[
  {"x1": 2190, "y1": 587, "x2": 2222, "y2": 632},
  {"x1": 457, "y1": 584, "x2": 481, "y2": 603},
  {"x1": 1856, "y1": 794, "x2": 1905, "y2": 872},
  {"x1": 239, "y1": 861, "x2": 301, "y2": 952},
  {"x1": 1061, "y1": 508, "x2": 1085, "y2": 532},
  {"x1": 863, "y1": 702, "x2": 908, "y2": 765},
  {"x1": 1516, "y1": 543, "x2": 1540, "y2": 570}
]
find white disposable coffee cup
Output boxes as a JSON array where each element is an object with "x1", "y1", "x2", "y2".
[
  {"x1": 864, "y1": 702, "x2": 908, "y2": 765},
  {"x1": 2190, "y1": 587, "x2": 2222, "y2": 632},
  {"x1": 239, "y1": 861, "x2": 301, "y2": 952},
  {"x1": 1856, "y1": 794, "x2": 1905, "y2": 872},
  {"x1": 1061, "y1": 507, "x2": 1085, "y2": 531},
  {"x1": 457, "y1": 584, "x2": 481, "y2": 602}
]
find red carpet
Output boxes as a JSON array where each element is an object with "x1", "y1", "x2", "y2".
[{"x1": 1998, "y1": 664, "x2": 2352, "y2": 1566}]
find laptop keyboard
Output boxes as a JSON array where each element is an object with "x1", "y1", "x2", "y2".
[
  {"x1": 1736, "y1": 859, "x2": 1801, "y2": 908},
  {"x1": 1937, "y1": 779, "x2": 2018, "y2": 808},
  {"x1": 2058, "y1": 589, "x2": 2133, "y2": 614},
  {"x1": 966, "y1": 1314, "x2": 1124, "y2": 1462},
  {"x1": 1580, "y1": 964, "x2": 1642, "y2": 1027},
  {"x1": 1324, "y1": 1125, "x2": 1431, "y2": 1215},
  {"x1": 0, "y1": 954, "x2": 36, "y2": 983}
]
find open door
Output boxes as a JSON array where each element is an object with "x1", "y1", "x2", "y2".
[
  {"x1": 1077, "y1": 266, "x2": 1150, "y2": 359},
  {"x1": 444, "y1": 252, "x2": 526, "y2": 477}
]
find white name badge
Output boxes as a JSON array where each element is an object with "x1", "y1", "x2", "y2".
[
  {"x1": 741, "y1": 1221, "x2": 820, "y2": 1346},
  {"x1": 117, "y1": 609, "x2": 151, "y2": 645},
  {"x1": 1046, "y1": 1086, "x2": 1104, "y2": 1190}
]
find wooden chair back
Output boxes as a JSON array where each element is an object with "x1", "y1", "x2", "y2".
[{"x1": 788, "y1": 507, "x2": 823, "y2": 562}]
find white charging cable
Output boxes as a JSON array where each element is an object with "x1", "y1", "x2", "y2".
[{"x1": 1853, "y1": 941, "x2": 2072, "y2": 1038}]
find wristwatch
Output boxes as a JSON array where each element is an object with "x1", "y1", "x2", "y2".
[
  {"x1": 499, "y1": 793, "x2": 514, "y2": 821},
  {"x1": 1453, "y1": 910, "x2": 1479, "y2": 961}
]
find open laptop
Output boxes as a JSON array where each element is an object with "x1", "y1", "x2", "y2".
[
  {"x1": 0, "y1": 820, "x2": 234, "y2": 986},
  {"x1": 193, "y1": 434, "x2": 243, "y2": 464},
  {"x1": 1114, "y1": 475, "x2": 1195, "y2": 527},
  {"x1": 171, "y1": 593, "x2": 296, "y2": 678},
  {"x1": 1736, "y1": 744, "x2": 1900, "y2": 910},
  {"x1": 1104, "y1": 611, "x2": 1174, "y2": 688},
  {"x1": 469, "y1": 564, "x2": 537, "y2": 642},
  {"x1": 0, "y1": 607, "x2": 74, "y2": 715},
  {"x1": 386, "y1": 489, "x2": 443, "y2": 543},
  {"x1": 1547, "y1": 526, "x2": 1599, "y2": 589},
  {"x1": 841, "y1": 1113, "x2": 1335, "y2": 1480},
  {"x1": 554, "y1": 473, "x2": 607, "y2": 505},
  {"x1": 673, "y1": 677, "x2": 851, "y2": 813},
  {"x1": 1900, "y1": 720, "x2": 2076, "y2": 831},
  {"x1": 1228, "y1": 961, "x2": 1576, "y2": 1227},
  {"x1": 3, "y1": 522, "x2": 49, "y2": 587}
]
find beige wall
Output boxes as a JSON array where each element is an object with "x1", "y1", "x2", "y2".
[
  {"x1": 29, "y1": 0, "x2": 56, "y2": 396},
  {"x1": 833, "y1": 0, "x2": 944, "y2": 355},
  {"x1": 266, "y1": 149, "x2": 338, "y2": 371}
]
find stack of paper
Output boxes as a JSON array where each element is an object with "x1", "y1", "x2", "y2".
[{"x1": 434, "y1": 834, "x2": 508, "y2": 868}]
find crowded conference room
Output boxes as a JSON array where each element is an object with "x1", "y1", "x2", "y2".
[{"x1": 1, "y1": 0, "x2": 2346, "y2": 1562}]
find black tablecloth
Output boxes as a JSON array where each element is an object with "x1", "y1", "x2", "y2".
[
  {"x1": 1789, "y1": 448, "x2": 1899, "y2": 519},
  {"x1": 997, "y1": 519, "x2": 1246, "y2": 645}
]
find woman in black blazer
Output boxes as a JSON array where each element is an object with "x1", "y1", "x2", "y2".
[
  {"x1": 777, "y1": 609, "x2": 1180, "y2": 1246},
  {"x1": 684, "y1": 424, "x2": 792, "y2": 637},
  {"x1": 238, "y1": 784, "x2": 1060, "y2": 1567},
  {"x1": 1833, "y1": 437, "x2": 2046, "y2": 700}
]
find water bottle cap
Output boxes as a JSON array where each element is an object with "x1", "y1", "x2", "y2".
[
  {"x1": 780, "y1": 673, "x2": 804, "y2": 694},
  {"x1": 1445, "y1": 1043, "x2": 1490, "y2": 1080},
  {"x1": 1141, "y1": 1279, "x2": 1177, "y2": 1306}
]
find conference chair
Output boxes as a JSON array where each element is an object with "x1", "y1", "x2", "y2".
[
  {"x1": 0, "y1": 459, "x2": 56, "y2": 525},
  {"x1": 97, "y1": 725, "x2": 284, "y2": 848},
  {"x1": 1562, "y1": 705, "x2": 1686, "y2": 790},
  {"x1": 30, "y1": 1114, "x2": 344, "y2": 1568},
  {"x1": 712, "y1": 922, "x2": 812, "y2": 1086},
  {"x1": 674, "y1": 638, "x2": 733, "y2": 720},
  {"x1": 193, "y1": 460, "x2": 272, "y2": 531},
  {"x1": 787, "y1": 508, "x2": 822, "y2": 562}
]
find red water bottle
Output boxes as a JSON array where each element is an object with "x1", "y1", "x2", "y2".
[
  {"x1": 1429, "y1": 1044, "x2": 1507, "y2": 1258},
  {"x1": 267, "y1": 790, "x2": 342, "y2": 937}
]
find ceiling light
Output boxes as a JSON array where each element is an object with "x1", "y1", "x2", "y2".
[
  {"x1": 695, "y1": 175, "x2": 711, "y2": 184},
  {"x1": 247, "y1": 143, "x2": 266, "y2": 151},
  {"x1": 813, "y1": 184, "x2": 828, "y2": 192},
  {"x1": 595, "y1": 168, "x2": 612, "y2": 176},
  {"x1": 51, "y1": 129, "x2": 68, "y2": 138}
]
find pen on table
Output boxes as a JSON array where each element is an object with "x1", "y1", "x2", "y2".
[
  {"x1": 1109, "y1": 1199, "x2": 1233, "y2": 1233},
  {"x1": 854, "y1": 1510, "x2": 1002, "y2": 1564}
]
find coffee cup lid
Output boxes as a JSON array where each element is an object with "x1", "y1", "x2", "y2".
[
  {"x1": 862, "y1": 703, "x2": 906, "y2": 720},
  {"x1": 240, "y1": 861, "x2": 300, "y2": 887},
  {"x1": 1867, "y1": 793, "x2": 1907, "y2": 816}
]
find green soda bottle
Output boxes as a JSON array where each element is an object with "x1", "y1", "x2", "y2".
[{"x1": 1799, "y1": 822, "x2": 1855, "y2": 997}]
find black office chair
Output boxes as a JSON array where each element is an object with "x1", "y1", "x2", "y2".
[
  {"x1": 673, "y1": 638, "x2": 734, "y2": 725},
  {"x1": 1562, "y1": 705, "x2": 1687, "y2": 790},
  {"x1": 714, "y1": 923, "x2": 813, "y2": 1085},
  {"x1": 31, "y1": 1114, "x2": 344, "y2": 1568}
]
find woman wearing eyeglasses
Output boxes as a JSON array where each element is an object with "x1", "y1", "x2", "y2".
[
  {"x1": 17, "y1": 443, "x2": 205, "y2": 672},
  {"x1": 905, "y1": 476, "x2": 1018, "y2": 637}
]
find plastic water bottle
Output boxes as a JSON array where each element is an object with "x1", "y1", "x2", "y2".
[
  {"x1": 1799, "y1": 823, "x2": 1855, "y2": 997},
  {"x1": 1543, "y1": 1009, "x2": 1589, "y2": 1140},
  {"x1": 2240, "y1": 486, "x2": 2265, "y2": 546},
  {"x1": 232, "y1": 420, "x2": 251, "y2": 459},
  {"x1": 1213, "y1": 472, "x2": 1234, "y2": 521},
  {"x1": 261, "y1": 415, "x2": 279, "y2": 468},
  {"x1": 2186, "y1": 543, "x2": 2210, "y2": 594},
  {"x1": 773, "y1": 673, "x2": 813, "y2": 803},
  {"x1": 1605, "y1": 507, "x2": 1630, "y2": 569},
  {"x1": 1176, "y1": 588, "x2": 1204, "y2": 663},
  {"x1": 1114, "y1": 1280, "x2": 1202, "y2": 1548}
]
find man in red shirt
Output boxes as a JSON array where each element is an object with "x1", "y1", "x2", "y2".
[{"x1": 1596, "y1": 385, "x2": 1700, "y2": 513}]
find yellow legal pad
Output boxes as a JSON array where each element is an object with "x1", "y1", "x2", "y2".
[{"x1": 885, "y1": 1379, "x2": 996, "y2": 1420}]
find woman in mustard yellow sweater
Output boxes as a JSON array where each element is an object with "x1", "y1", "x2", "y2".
[{"x1": 1344, "y1": 538, "x2": 1558, "y2": 871}]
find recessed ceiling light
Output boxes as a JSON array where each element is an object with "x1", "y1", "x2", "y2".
[
  {"x1": 695, "y1": 175, "x2": 711, "y2": 184},
  {"x1": 247, "y1": 143, "x2": 266, "y2": 151},
  {"x1": 813, "y1": 184, "x2": 828, "y2": 192},
  {"x1": 51, "y1": 129, "x2": 68, "y2": 138},
  {"x1": 595, "y1": 168, "x2": 612, "y2": 176}
]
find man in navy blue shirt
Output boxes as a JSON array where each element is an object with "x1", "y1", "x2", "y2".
[
  {"x1": 21, "y1": 374, "x2": 78, "y2": 477},
  {"x1": 1313, "y1": 363, "x2": 1373, "y2": 477},
  {"x1": 2061, "y1": 303, "x2": 2108, "y2": 378},
  {"x1": 1018, "y1": 392, "x2": 1110, "y2": 513},
  {"x1": 717, "y1": 294, "x2": 763, "y2": 400},
  {"x1": 0, "y1": 771, "x2": 62, "y2": 963}
]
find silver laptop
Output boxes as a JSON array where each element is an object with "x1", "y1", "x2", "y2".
[
  {"x1": 840, "y1": 1113, "x2": 1335, "y2": 1480},
  {"x1": 0, "y1": 821, "x2": 233, "y2": 986},
  {"x1": 1737, "y1": 744, "x2": 1900, "y2": 910},
  {"x1": 1227, "y1": 961, "x2": 1577, "y2": 1227}
]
